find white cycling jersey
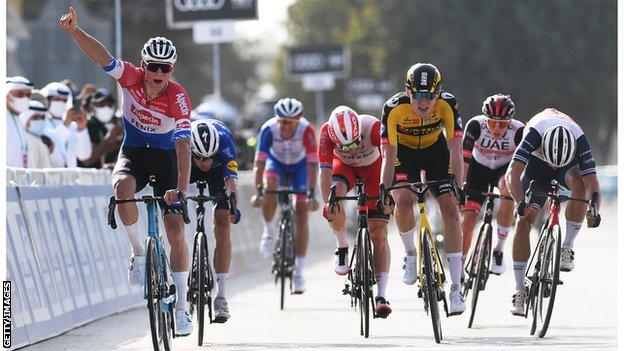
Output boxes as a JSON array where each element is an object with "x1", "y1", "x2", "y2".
[{"x1": 462, "y1": 115, "x2": 524, "y2": 169}]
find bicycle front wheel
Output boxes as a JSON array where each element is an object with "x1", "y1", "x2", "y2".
[
  {"x1": 146, "y1": 237, "x2": 167, "y2": 351},
  {"x1": 536, "y1": 225, "x2": 562, "y2": 338},
  {"x1": 358, "y1": 228, "x2": 371, "y2": 338},
  {"x1": 422, "y1": 229, "x2": 442, "y2": 343},
  {"x1": 196, "y1": 233, "x2": 207, "y2": 346},
  {"x1": 468, "y1": 223, "x2": 492, "y2": 328}
]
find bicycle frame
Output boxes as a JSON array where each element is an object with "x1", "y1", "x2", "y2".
[{"x1": 415, "y1": 190, "x2": 446, "y2": 289}]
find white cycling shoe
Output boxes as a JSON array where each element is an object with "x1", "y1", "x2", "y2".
[
  {"x1": 259, "y1": 233, "x2": 273, "y2": 260},
  {"x1": 402, "y1": 255, "x2": 417, "y2": 285},
  {"x1": 293, "y1": 274, "x2": 306, "y2": 294},
  {"x1": 175, "y1": 309, "x2": 193, "y2": 336},
  {"x1": 334, "y1": 247, "x2": 349, "y2": 275},
  {"x1": 510, "y1": 291, "x2": 527, "y2": 316},
  {"x1": 490, "y1": 250, "x2": 506, "y2": 275},
  {"x1": 560, "y1": 248, "x2": 575, "y2": 272},
  {"x1": 448, "y1": 289, "x2": 466, "y2": 316},
  {"x1": 213, "y1": 297, "x2": 230, "y2": 323},
  {"x1": 128, "y1": 255, "x2": 145, "y2": 286}
]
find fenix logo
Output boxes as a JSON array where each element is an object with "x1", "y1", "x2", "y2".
[
  {"x1": 131, "y1": 104, "x2": 161, "y2": 126},
  {"x1": 175, "y1": 93, "x2": 190, "y2": 116}
]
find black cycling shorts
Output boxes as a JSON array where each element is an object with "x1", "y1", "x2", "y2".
[
  {"x1": 521, "y1": 155, "x2": 578, "y2": 210},
  {"x1": 190, "y1": 164, "x2": 229, "y2": 211},
  {"x1": 393, "y1": 134, "x2": 453, "y2": 197},
  {"x1": 464, "y1": 159, "x2": 508, "y2": 205},
  {"x1": 112, "y1": 147, "x2": 182, "y2": 215}
]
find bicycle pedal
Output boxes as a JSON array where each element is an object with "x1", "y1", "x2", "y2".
[
  {"x1": 342, "y1": 284, "x2": 351, "y2": 295},
  {"x1": 489, "y1": 270, "x2": 502, "y2": 276},
  {"x1": 417, "y1": 289, "x2": 423, "y2": 298}
]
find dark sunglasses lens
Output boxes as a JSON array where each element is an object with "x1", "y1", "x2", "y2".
[{"x1": 147, "y1": 63, "x2": 172, "y2": 73}]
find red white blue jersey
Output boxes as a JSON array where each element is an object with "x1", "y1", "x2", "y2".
[
  {"x1": 103, "y1": 58, "x2": 191, "y2": 150},
  {"x1": 255, "y1": 117, "x2": 318, "y2": 165}
]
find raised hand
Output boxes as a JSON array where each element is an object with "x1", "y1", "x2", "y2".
[{"x1": 59, "y1": 6, "x2": 79, "y2": 32}]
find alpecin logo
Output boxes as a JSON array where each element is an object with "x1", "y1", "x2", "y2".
[
  {"x1": 130, "y1": 104, "x2": 161, "y2": 126},
  {"x1": 177, "y1": 119, "x2": 191, "y2": 129},
  {"x1": 175, "y1": 93, "x2": 190, "y2": 116}
]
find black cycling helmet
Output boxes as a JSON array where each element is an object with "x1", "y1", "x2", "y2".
[
  {"x1": 482, "y1": 94, "x2": 515, "y2": 121},
  {"x1": 405, "y1": 63, "x2": 442, "y2": 93}
]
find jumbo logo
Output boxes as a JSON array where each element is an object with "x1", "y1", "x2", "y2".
[
  {"x1": 131, "y1": 104, "x2": 161, "y2": 126},
  {"x1": 175, "y1": 93, "x2": 190, "y2": 116}
]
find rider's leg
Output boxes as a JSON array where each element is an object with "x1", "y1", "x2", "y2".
[
  {"x1": 461, "y1": 208, "x2": 480, "y2": 257},
  {"x1": 113, "y1": 174, "x2": 143, "y2": 255},
  {"x1": 437, "y1": 192, "x2": 463, "y2": 290},
  {"x1": 369, "y1": 219, "x2": 390, "y2": 298},
  {"x1": 563, "y1": 168, "x2": 587, "y2": 249},
  {"x1": 294, "y1": 198, "x2": 309, "y2": 276},
  {"x1": 328, "y1": 180, "x2": 349, "y2": 247},
  {"x1": 262, "y1": 175, "x2": 279, "y2": 238},
  {"x1": 164, "y1": 213, "x2": 190, "y2": 310},
  {"x1": 393, "y1": 188, "x2": 417, "y2": 255},
  {"x1": 213, "y1": 209, "x2": 231, "y2": 298},
  {"x1": 495, "y1": 176, "x2": 514, "y2": 252}
]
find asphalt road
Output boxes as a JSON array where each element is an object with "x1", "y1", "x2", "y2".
[{"x1": 20, "y1": 200, "x2": 618, "y2": 351}]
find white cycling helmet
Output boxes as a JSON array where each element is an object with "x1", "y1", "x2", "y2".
[
  {"x1": 542, "y1": 125, "x2": 576, "y2": 168},
  {"x1": 327, "y1": 105, "x2": 362, "y2": 146},
  {"x1": 191, "y1": 120, "x2": 220, "y2": 158},
  {"x1": 141, "y1": 37, "x2": 177, "y2": 65},
  {"x1": 274, "y1": 98, "x2": 303, "y2": 118}
]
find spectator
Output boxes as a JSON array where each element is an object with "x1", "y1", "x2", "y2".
[
  {"x1": 79, "y1": 88, "x2": 123, "y2": 169},
  {"x1": 6, "y1": 76, "x2": 33, "y2": 168},
  {"x1": 19, "y1": 101, "x2": 54, "y2": 168}
]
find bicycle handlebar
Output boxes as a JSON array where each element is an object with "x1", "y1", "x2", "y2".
[
  {"x1": 264, "y1": 189, "x2": 308, "y2": 196},
  {"x1": 525, "y1": 179, "x2": 589, "y2": 205},
  {"x1": 463, "y1": 189, "x2": 514, "y2": 201},
  {"x1": 386, "y1": 176, "x2": 458, "y2": 195},
  {"x1": 107, "y1": 190, "x2": 191, "y2": 229},
  {"x1": 186, "y1": 192, "x2": 238, "y2": 217}
]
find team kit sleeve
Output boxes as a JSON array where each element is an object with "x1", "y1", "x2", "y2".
[
  {"x1": 220, "y1": 134, "x2": 239, "y2": 180},
  {"x1": 462, "y1": 118, "x2": 481, "y2": 162},
  {"x1": 170, "y1": 86, "x2": 192, "y2": 140},
  {"x1": 370, "y1": 120, "x2": 382, "y2": 147},
  {"x1": 102, "y1": 58, "x2": 142, "y2": 86},
  {"x1": 575, "y1": 134, "x2": 597, "y2": 176},
  {"x1": 317, "y1": 123, "x2": 335, "y2": 169},
  {"x1": 441, "y1": 92, "x2": 463, "y2": 140},
  {"x1": 380, "y1": 95, "x2": 399, "y2": 147},
  {"x1": 254, "y1": 124, "x2": 273, "y2": 162},
  {"x1": 512, "y1": 127, "x2": 542, "y2": 164},
  {"x1": 303, "y1": 124, "x2": 318, "y2": 163}
]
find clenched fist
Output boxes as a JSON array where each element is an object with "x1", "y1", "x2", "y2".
[{"x1": 59, "y1": 6, "x2": 79, "y2": 33}]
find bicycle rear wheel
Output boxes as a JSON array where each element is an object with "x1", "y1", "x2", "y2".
[
  {"x1": 196, "y1": 233, "x2": 207, "y2": 346},
  {"x1": 468, "y1": 223, "x2": 492, "y2": 328},
  {"x1": 422, "y1": 229, "x2": 442, "y2": 343},
  {"x1": 536, "y1": 225, "x2": 561, "y2": 338},
  {"x1": 358, "y1": 229, "x2": 371, "y2": 338},
  {"x1": 279, "y1": 216, "x2": 290, "y2": 310},
  {"x1": 146, "y1": 237, "x2": 167, "y2": 351}
]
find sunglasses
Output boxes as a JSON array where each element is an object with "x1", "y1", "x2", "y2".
[
  {"x1": 192, "y1": 154, "x2": 212, "y2": 161},
  {"x1": 486, "y1": 119, "x2": 511, "y2": 130},
  {"x1": 145, "y1": 62, "x2": 173, "y2": 73},
  {"x1": 337, "y1": 139, "x2": 360, "y2": 152},
  {"x1": 277, "y1": 118, "x2": 298, "y2": 125},
  {"x1": 411, "y1": 91, "x2": 437, "y2": 101},
  {"x1": 11, "y1": 91, "x2": 31, "y2": 98}
]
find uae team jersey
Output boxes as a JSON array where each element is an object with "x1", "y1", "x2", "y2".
[
  {"x1": 318, "y1": 114, "x2": 381, "y2": 168},
  {"x1": 255, "y1": 117, "x2": 318, "y2": 165},
  {"x1": 462, "y1": 115, "x2": 524, "y2": 169},
  {"x1": 103, "y1": 58, "x2": 191, "y2": 150}
]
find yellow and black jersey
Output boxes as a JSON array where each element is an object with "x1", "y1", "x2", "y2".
[{"x1": 380, "y1": 91, "x2": 463, "y2": 149}]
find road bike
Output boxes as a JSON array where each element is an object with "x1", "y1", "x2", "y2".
[
  {"x1": 184, "y1": 180, "x2": 237, "y2": 346},
  {"x1": 462, "y1": 185, "x2": 513, "y2": 328},
  {"x1": 108, "y1": 175, "x2": 190, "y2": 351},
  {"x1": 327, "y1": 178, "x2": 378, "y2": 338},
  {"x1": 523, "y1": 179, "x2": 594, "y2": 338}
]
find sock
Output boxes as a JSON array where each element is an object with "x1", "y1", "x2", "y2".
[
  {"x1": 123, "y1": 221, "x2": 144, "y2": 256},
  {"x1": 447, "y1": 252, "x2": 463, "y2": 288},
  {"x1": 295, "y1": 256, "x2": 305, "y2": 276},
  {"x1": 216, "y1": 273, "x2": 228, "y2": 298},
  {"x1": 494, "y1": 225, "x2": 511, "y2": 252},
  {"x1": 399, "y1": 228, "x2": 417, "y2": 256},
  {"x1": 375, "y1": 272, "x2": 389, "y2": 299},
  {"x1": 563, "y1": 220, "x2": 583, "y2": 249},
  {"x1": 513, "y1": 261, "x2": 527, "y2": 293},
  {"x1": 263, "y1": 219, "x2": 276, "y2": 239},
  {"x1": 332, "y1": 229, "x2": 349, "y2": 248},
  {"x1": 172, "y1": 271, "x2": 189, "y2": 310}
]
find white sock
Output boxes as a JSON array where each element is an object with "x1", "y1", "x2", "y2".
[
  {"x1": 123, "y1": 221, "x2": 144, "y2": 256},
  {"x1": 172, "y1": 271, "x2": 189, "y2": 310},
  {"x1": 375, "y1": 272, "x2": 388, "y2": 299},
  {"x1": 447, "y1": 252, "x2": 462, "y2": 289},
  {"x1": 263, "y1": 219, "x2": 276, "y2": 238},
  {"x1": 513, "y1": 261, "x2": 527, "y2": 293},
  {"x1": 295, "y1": 256, "x2": 305, "y2": 276},
  {"x1": 495, "y1": 225, "x2": 511, "y2": 252},
  {"x1": 216, "y1": 273, "x2": 228, "y2": 298},
  {"x1": 332, "y1": 229, "x2": 349, "y2": 248},
  {"x1": 399, "y1": 228, "x2": 417, "y2": 256},
  {"x1": 563, "y1": 220, "x2": 583, "y2": 249}
]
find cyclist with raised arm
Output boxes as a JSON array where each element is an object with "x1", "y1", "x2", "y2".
[
  {"x1": 318, "y1": 105, "x2": 392, "y2": 317},
  {"x1": 250, "y1": 98, "x2": 319, "y2": 294},
  {"x1": 189, "y1": 119, "x2": 241, "y2": 323},
  {"x1": 505, "y1": 108, "x2": 601, "y2": 316},
  {"x1": 60, "y1": 7, "x2": 195, "y2": 335},
  {"x1": 461, "y1": 94, "x2": 524, "y2": 275},
  {"x1": 378, "y1": 63, "x2": 467, "y2": 315}
]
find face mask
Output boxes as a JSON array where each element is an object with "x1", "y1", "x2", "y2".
[
  {"x1": 9, "y1": 97, "x2": 30, "y2": 113},
  {"x1": 28, "y1": 120, "x2": 46, "y2": 136},
  {"x1": 94, "y1": 106, "x2": 115, "y2": 123},
  {"x1": 49, "y1": 101, "x2": 66, "y2": 118}
]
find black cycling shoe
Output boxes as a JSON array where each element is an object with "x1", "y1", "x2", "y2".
[{"x1": 374, "y1": 296, "x2": 392, "y2": 319}]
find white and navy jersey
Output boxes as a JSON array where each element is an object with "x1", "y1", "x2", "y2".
[
  {"x1": 462, "y1": 115, "x2": 524, "y2": 169},
  {"x1": 513, "y1": 108, "x2": 596, "y2": 176},
  {"x1": 255, "y1": 117, "x2": 318, "y2": 165}
]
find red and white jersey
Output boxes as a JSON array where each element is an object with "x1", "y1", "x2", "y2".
[
  {"x1": 255, "y1": 117, "x2": 318, "y2": 165},
  {"x1": 318, "y1": 114, "x2": 381, "y2": 168},
  {"x1": 462, "y1": 115, "x2": 524, "y2": 169},
  {"x1": 103, "y1": 58, "x2": 191, "y2": 150}
]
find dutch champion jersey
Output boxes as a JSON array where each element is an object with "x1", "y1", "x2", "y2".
[
  {"x1": 318, "y1": 114, "x2": 381, "y2": 168},
  {"x1": 103, "y1": 58, "x2": 191, "y2": 149},
  {"x1": 513, "y1": 108, "x2": 597, "y2": 176},
  {"x1": 462, "y1": 115, "x2": 524, "y2": 169},
  {"x1": 255, "y1": 117, "x2": 318, "y2": 165}
]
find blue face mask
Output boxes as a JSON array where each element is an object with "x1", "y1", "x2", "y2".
[{"x1": 28, "y1": 120, "x2": 46, "y2": 136}]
